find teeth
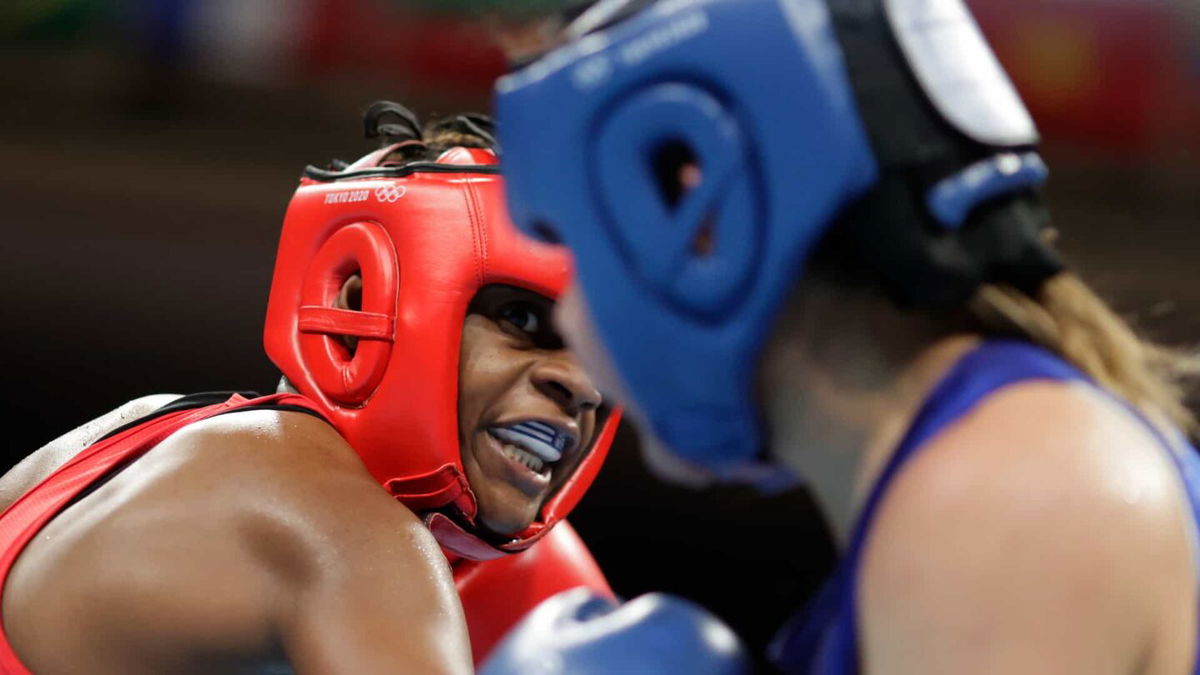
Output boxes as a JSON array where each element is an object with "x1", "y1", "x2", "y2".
[
  {"x1": 501, "y1": 443, "x2": 547, "y2": 474},
  {"x1": 490, "y1": 425, "x2": 566, "y2": 463}
]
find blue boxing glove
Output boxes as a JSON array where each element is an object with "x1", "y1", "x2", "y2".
[{"x1": 480, "y1": 588, "x2": 750, "y2": 675}]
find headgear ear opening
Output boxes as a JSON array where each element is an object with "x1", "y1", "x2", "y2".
[
  {"x1": 590, "y1": 81, "x2": 764, "y2": 319},
  {"x1": 297, "y1": 222, "x2": 399, "y2": 404}
]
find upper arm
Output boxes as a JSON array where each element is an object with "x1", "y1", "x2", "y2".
[
  {"x1": 258, "y1": 466, "x2": 472, "y2": 674},
  {"x1": 859, "y1": 382, "x2": 1196, "y2": 675},
  {"x1": 0, "y1": 393, "x2": 181, "y2": 510},
  {"x1": 12, "y1": 411, "x2": 471, "y2": 673}
]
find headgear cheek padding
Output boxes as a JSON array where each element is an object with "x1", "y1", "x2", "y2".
[{"x1": 265, "y1": 147, "x2": 619, "y2": 559}]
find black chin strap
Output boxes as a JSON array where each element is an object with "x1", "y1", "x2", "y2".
[
  {"x1": 838, "y1": 180, "x2": 1062, "y2": 309},
  {"x1": 826, "y1": 0, "x2": 1063, "y2": 309}
]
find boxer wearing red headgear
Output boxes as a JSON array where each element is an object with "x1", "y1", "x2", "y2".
[{"x1": 0, "y1": 111, "x2": 618, "y2": 673}]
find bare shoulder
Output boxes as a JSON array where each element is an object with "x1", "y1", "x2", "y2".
[
  {"x1": 875, "y1": 380, "x2": 1191, "y2": 532},
  {"x1": 0, "y1": 393, "x2": 182, "y2": 510},
  {"x1": 160, "y1": 409, "x2": 447, "y2": 579},
  {"x1": 859, "y1": 381, "x2": 1197, "y2": 674},
  {"x1": 157, "y1": 411, "x2": 472, "y2": 672},
  {"x1": 8, "y1": 409, "x2": 469, "y2": 673}
]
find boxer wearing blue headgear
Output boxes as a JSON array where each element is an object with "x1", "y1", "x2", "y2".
[{"x1": 488, "y1": 0, "x2": 1200, "y2": 672}]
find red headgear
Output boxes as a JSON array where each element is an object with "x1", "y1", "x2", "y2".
[{"x1": 264, "y1": 144, "x2": 619, "y2": 560}]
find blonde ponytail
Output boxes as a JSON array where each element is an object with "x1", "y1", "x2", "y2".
[{"x1": 969, "y1": 273, "x2": 1200, "y2": 433}]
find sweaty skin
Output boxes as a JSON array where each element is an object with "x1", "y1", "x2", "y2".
[
  {"x1": 858, "y1": 379, "x2": 1198, "y2": 675},
  {"x1": 1, "y1": 410, "x2": 472, "y2": 675}
]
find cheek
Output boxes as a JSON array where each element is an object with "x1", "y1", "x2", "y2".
[
  {"x1": 458, "y1": 321, "x2": 501, "y2": 428},
  {"x1": 458, "y1": 320, "x2": 523, "y2": 424}
]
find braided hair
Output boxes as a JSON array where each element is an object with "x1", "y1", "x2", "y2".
[{"x1": 362, "y1": 100, "x2": 498, "y2": 165}]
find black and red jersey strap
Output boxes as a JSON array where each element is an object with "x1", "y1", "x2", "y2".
[{"x1": 98, "y1": 391, "x2": 328, "y2": 443}]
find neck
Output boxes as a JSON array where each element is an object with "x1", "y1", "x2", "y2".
[{"x1": 762, "y1": 333, "x2": 980, "y2": 546}]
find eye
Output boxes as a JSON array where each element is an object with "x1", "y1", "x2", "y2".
[
  {"x1": 498, "y1": 304, "x2": 541, "y2": 335},
  {"x1": 494, "y1": 300, "x2": 564, "y2": 350}
]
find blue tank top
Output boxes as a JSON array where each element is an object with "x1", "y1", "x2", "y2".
[{"x1": 769, "y1": 340, "x2": 1200, "y2": 674}]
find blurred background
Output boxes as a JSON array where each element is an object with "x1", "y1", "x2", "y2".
[{"x1": 2, "y1": 0, "x2": 1198, "y2": 658}]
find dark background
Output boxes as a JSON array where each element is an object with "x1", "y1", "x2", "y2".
[{"x1": 2, "y1": 0, "x2": 1198, "y2": 655}]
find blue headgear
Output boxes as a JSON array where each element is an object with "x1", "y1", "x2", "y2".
[{"x1": 495, "y1": 0, "x2": 1061, "y2": 483}]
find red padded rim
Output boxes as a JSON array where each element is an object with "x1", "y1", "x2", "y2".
[{"x1": 298, "y1": 222, "x2": 399, "y2": 403}]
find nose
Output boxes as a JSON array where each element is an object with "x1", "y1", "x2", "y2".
[{"x1": 530, "y1": 355, "x2": 602, "y2": 417}]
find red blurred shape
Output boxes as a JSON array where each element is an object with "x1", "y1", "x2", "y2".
[
  {"x1": 300, "y1": 0, "x2": 505, "y2": 93},
  {"x1": 970, "y1": 0, "x2": 1190, "y2": 156}
]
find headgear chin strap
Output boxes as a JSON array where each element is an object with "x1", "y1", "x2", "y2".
[
  {"x1": 495, "y1": 0, "x2": 1061, "y2": 485},
  {"x1": 264, "y1": 143, "x2": 619, "y2": 560}
]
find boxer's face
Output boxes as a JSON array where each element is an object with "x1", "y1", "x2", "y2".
[{"x1": 458, "y1": 285, "x2": 603, "y2": 536}]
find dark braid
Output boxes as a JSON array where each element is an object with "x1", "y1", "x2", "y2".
[
  {"x1": 422, "y1": 114, "x2": 498, "y2": 154},
  {"x1": 362, "y1": 101, "x2": 498, "y2": 165}
]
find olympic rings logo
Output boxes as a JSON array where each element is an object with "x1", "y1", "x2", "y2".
[{"x1": 374, "y1": 185, "x2": 407, "y2": 203}]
